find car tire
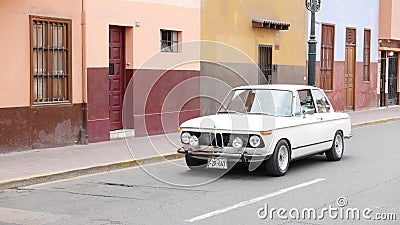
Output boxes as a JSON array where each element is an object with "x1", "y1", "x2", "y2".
[
  {"x1": 185, "y1": 154, "x2": 207, "y2": 170},
  {"x1": 325, "y1": 131, "x2": 344, "y2": 161},
  {"x1": 265, "y1": 140, "x2": 290, "y2": 176}
]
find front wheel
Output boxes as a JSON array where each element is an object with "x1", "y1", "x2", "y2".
[
  {"x1": 325, "y1": 131, "x2": 344, "y2": 161},
  {"x1": 265, "y1": 140, "x2": 290, "y2": 176}
]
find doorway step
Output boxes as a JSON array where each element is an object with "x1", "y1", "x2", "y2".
[{"x1": 110, "y1": 129, "x2": 135, "y2": 140}]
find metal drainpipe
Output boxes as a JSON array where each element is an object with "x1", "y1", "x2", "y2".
[{"x1": 80, "y1": 0, "x2": 88, "y2": 144}]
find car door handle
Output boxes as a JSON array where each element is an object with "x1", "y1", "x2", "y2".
[{"x1": 317, "y1": 117, "x2": 324, "y2": 121}]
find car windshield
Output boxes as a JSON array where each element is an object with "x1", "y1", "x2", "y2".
[{"x1": 218, "y1": 89, "x2": 293, "y2": 117}]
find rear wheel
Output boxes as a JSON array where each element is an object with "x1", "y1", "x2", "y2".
[
  {"x1": 185, "y1": 154, "x2": 207, "y2": 170},
  {"x1": 265, "y1": 140, "x2": 290, "y2": 176},
  {"x1": 325, "y1": 131, "x2": 344, "y2": 161}
]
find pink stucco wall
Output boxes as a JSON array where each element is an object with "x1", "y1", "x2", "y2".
[
  {"x1": 85, "y1": 0, "x2": 200, "y2": 70},
  {"x1": 0, "y1": 0, "x2": 83, "y2": 108}
]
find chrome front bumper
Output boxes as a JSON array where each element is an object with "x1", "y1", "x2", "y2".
[
  {"x1": 177, "y1": 148, "x2": 272, "y2": 163},
  {"x1": 344, "y1": 134, "x2": 353, "y2": 139}
]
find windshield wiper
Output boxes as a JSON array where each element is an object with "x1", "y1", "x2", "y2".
[
  {"x1": 217, "y1": 110, "x2": 244, "y2": 114},
  {"x1": 247, "y1": 112, "x2": 275, "y2": 116},
  {"x1": 247, "y1": 112, "x2": 293, "y2": 117}
]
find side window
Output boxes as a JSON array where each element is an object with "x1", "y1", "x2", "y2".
[
  {"x1": 294, "y1": 94, "x2": 302, "y2": 116},
  {"x1": 298, "y1": 90, "x2": 316, "y2": 113},
  {"x1": 311, "y1": 89, "x2": 331, "y2": 113}
]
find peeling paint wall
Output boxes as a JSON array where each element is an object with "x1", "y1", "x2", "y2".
[{"x1": 0, "y1": 105, "x2": 83, "y2": 153}]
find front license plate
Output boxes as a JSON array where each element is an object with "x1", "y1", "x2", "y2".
[{"x1": 207, "y1": 158, "x2": 228, "y2": 169}]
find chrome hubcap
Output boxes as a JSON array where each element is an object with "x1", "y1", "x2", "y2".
[
  {"x1": 278, "y1": 145, "x2": 289, "y2": 171},
  {"x1": 334, "y1": 135, "x2": 343, "y2": 156}
]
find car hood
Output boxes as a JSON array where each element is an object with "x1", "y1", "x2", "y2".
[{"x1": 180, "y1": 114, "x2": 277, "y2": 132}]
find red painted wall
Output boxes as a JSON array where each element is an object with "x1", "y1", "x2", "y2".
[
  {"x1": 87, "y1": 68, "x2": 110, "y2": 143},
  {"x1": 127, "y1": 69, "x2": 200, "y2": 137},
  {"x1": 0, "y1": 104, "x2": 83, "y2": 152},
  {"x1": 87, "y1": 67, "x2": 200, "y2": 142},
  {"x1": 315, "y1": 61, "x2": 377, "y2": 112}
]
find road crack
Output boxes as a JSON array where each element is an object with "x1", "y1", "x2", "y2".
[
  {"x1": 349, "y1": 174, "x2": 400, "y2": 197},
  {"x1": 16, "y1": 187, "x2": 144, "y2": 200},
  {"x1": 97, "y1": 182, "x2": 211, "y2": 193},
  {"x1": 307, "y1": 175, "x2": 400, "y2": 218},
  {"x1": 65, "y1": 191, "x2": 143, "y2": 200}
]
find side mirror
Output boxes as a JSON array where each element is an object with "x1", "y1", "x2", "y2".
[{"x1": 303, "y1": 109, "x2": 315, "y2": 117}]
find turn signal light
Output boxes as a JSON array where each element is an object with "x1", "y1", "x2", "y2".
[
  {"x1": 260, "y1": 130, "x2": 272, "y2": 135},
  {"x1": 178, "y1": 127, "x2": 182, "y2": 132}
]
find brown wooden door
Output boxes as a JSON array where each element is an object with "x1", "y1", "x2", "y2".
[
  {"x1": 345, "y1": 46, "x2": 355, "y2": 111},
  {"x1": 109, "y1": 26, "x2": 125, "y2": 130}
]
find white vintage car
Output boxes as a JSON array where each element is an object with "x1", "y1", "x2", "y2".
[{"x1": 177, "y1": 85, "x2": 352, "y2": 176}]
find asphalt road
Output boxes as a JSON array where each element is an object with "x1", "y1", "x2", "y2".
[{"x1": 1, "y1": 122, "x2": 400, "y2": 225}]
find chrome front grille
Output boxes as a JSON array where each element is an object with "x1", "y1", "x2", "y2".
[
  {"x1": 187, "y1": 132, "x2": 262, "y2": 148},
  {"x1": 192, "y1": 132, "x2": 230, "y2": 147},
  {"x1": 212, "y1": 133, "x2": 224, "y2": 148}
]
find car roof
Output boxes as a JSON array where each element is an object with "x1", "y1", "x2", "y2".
[{"x1": 233, "y1": 84, "x2": 319, "y2": 92}]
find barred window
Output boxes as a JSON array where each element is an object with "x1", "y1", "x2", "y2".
[
  {"x1": 259, "y1": 45, "x2": 272, "y2": 84},
  {"x1": 320, "y1": 24, "x2": 335, "y2": 90},
  {"x1": 363, "y1": 29, "x2": 371, "y2": 81},
  {"x1": 31, "y1": 16, "x2": 71, "y2": 104},
  {"x1": 160, "y1": 30, "x2": 179, "y2": 53}
]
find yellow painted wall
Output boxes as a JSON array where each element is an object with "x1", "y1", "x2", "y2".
[
  {"x1": 0, "y1": 0, "x2": 83, "y2": 108},
  {"x1": 201, "y1": 0, "x2": 307, "y2": 66}
]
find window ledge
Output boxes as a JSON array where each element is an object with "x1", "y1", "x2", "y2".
[
  {"x1": 160, "y1": 51, "x2": 180, "y2": 54},
  {"x1": 31, "y1": 102, "x2": 73, "y2": 108}
]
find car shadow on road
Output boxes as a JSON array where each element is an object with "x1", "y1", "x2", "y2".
[
  {"x1": 182, "y1": 154, "x2": 353, "y2": 182},
  {"x1": 199, "y1": 155, "x2": 333, "y2": 178}
]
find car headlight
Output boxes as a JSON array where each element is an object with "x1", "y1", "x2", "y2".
[
  {"x1": 181, "y1": 132, "x2": 191, "y2": 144},
  {"x1": 232, "y1": 136, "x2": 243, "y2": 149},
  {"x1": 189, "y1": 135, "x2": 199, "y2": 146},
  {"x1": 249, "y1": 135, "x2": 261, "y2": 148}
]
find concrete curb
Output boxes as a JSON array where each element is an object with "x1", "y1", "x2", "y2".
[
  {"x1": 0, "y1": 153, "x2": 183, "y2": 190},
  {"x1": 351, "y1": 117, "x2": 400, "y2": 129},
  {"x1": 1, "y1": 117, "x2": 399, "y2": 190}
]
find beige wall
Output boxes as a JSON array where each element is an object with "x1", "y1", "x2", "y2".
[
  {"x1": 0, "y1": 0, "x2": 83, "y2": 108},
  {"x1": 379, "y1": 0, "x2": 400, "y2": 40},
  {"x1": 379, "y1": 0, "x2": 393, "y2": 39},
  {"x1": 85, "y1": 0, "x2": 201, "y2": 70},
  {"x1": 391, "y1": 0, "x2": 400, "y2": 40}
]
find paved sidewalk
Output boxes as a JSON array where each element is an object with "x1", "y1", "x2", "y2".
[
  {"x1": 0, "y1": 106, "x2": 399, "y2": 189},
  {"x1": 0, "y1": 133, "x2": 182, "y2": 189},
  {"x1": 349, "y1": 106, "x2": 400, "y2": 126}
]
